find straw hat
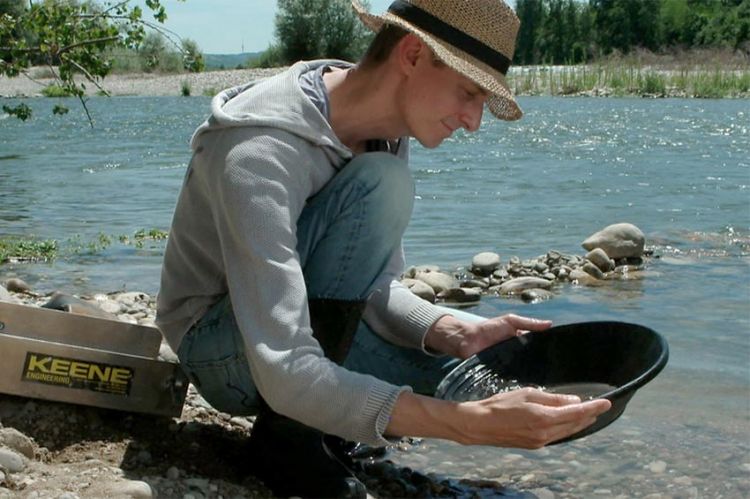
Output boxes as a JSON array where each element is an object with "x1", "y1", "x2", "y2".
[{"x1": 352, "y1": 0, "x2": 522, "y2": 120}]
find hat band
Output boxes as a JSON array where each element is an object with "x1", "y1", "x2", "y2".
[{"x1": 387, "y1": 0, "x2": 511, "y2": 75}]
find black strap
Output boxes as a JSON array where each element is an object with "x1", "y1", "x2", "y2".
[{"x1": 388, "y1": 0, "x2": 511, "y2": 75}]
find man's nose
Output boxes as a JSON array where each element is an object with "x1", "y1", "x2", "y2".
[{"x1": 460, "y1": 99, "x2": 484, "y2": 132}]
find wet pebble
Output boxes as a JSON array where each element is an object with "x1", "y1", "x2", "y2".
[
  {"x1": 648, "y1": 460, "x2": 667, "y2": 473},
  {"x1": 582, "y1": 262, "x2": 606, "y2": 279},
  {"x1": 437, "y1": 287, "x2": 481, "y2": 304},
  {"x1": 498, "y1": 276, "x2": 552, "y2": 294},
  {"x1": 414, "y1": 269, "x2": 456, "y2": 293},
  {"x1": 586, "y1": 248, "x2": 615, "y2": 272},
  {"x1": 521, "y1": 288, "x2": 554, "y2": 302},
  {"x1": 401, "y1": 278, "x2": 436, "y2": 303}
]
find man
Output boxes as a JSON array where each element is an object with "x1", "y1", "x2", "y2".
[{"x1": 156, "y1": 1, "x2": 611, "y2": 497}]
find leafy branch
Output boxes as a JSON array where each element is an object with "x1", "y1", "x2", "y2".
[{"x1": 1, "y1": 0, "x2": 186, "y2": 126}]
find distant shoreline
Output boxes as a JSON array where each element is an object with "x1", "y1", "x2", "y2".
[{"x1": 1, "y1": 64, "x2": 748, "y2": 99}]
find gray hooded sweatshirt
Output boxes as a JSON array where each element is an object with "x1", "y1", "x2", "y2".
[{"x1": 156, "y1": 60, "x2": 447, "y2": 446}]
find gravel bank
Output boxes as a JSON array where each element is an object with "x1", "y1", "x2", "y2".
[{"x1": 0, "y1": 68, "x2": 286, "y2": 98}]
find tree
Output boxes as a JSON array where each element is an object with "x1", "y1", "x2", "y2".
[
  {"x1": 515, "y1": 0, "x2": 545, "y2": 64},
  {"x1": 1, "y1": 0, "x2": 185, "y2": 125},
  {"x1": 272, "y1": 0, "x2": 373, "y2": 65}
]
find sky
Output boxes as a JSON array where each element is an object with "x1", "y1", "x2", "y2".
[{"x1": 135, "y1": 0, "x2": 395, "y2": 54}]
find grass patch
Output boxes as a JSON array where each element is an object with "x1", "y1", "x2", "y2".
[
  {"x1": 41, "y1": 85, "x2": 72, "y2": 98},
  {"x1": 508, "y1": 61, "x2": 749, "y2": 98},
  {"x1": 0, "y1": 228, "x2": 169, "y2": 266},
  {"x1": 0, "y1": 237, "x2": 58, "y2": 263}
]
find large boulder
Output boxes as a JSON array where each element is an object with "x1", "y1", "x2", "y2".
[{"x1": 581, "y1": 223, "x2": 645, "y2": 259}]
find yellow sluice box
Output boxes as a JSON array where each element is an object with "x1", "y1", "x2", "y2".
[{"x1": 0, "y1": 301, "x2": 187, "y2": 417}]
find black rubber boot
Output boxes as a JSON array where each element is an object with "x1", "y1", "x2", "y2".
[
  {"x1": 248, "y1": 406, "x2": 367, "y2": 498},
  {"x1": 248, "y1": 299, "x2": 367, "y2": 498}
]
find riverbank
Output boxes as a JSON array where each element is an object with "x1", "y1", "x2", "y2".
[{"x1": 1, "y1": 62, "x2": 748, "y2": 99}]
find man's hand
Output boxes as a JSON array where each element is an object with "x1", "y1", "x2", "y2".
[
  {"x1": 451, "y1": 388, "x2": 611, "y2": 448},
  {"x1": 386, "y1": 389, "x2": 612, "y2": 449},
  {"x1": 425, "y1": 313, "x2": 552, "y2": 359}
]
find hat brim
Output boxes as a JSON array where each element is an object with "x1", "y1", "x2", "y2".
[{"x1": 352, "y1": 1, "x2": 522, "y2": 121}]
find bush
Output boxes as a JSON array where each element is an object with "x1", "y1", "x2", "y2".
[{"x1": 41, "y1": 84, "x2": 72, "y2": 97}]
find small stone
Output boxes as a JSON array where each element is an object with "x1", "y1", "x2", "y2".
[
  {"x1": 107, "y1": 480, "x2": 153, "y2": 498},
  {"x1": 460, "y1": 279, "x2": 489, "y2": 289},
  {"x1": 437, "y1": 287, "x2": 481, "y2": 304},
  {"x1": 229, "y1": 416, "x2": 253, "y2": 430},
  {"x1": 533, "y1": 262, "x2": 549, "y2": 273},
  {"x1": 497, "y1": 277, "x2": 552, "y2": 295},
  {"x1": 414, "y1": 270, "x2": 456, "y2": 294},
  {"x1": 521, "y1": 288, "x2": 554, "y2": 303},
  {"x1": 648, "y1": 460, "x2": 667, "y2": 473},
  {"x1": 401, "y1": 278, "x2": 436, "y2": 303},
  {"x1": 529, "y1": 488, "x2": 555, "y2": 499},
  {"x1": 585, "y1": 248, "x2": 615, "y2": 272},
  {"x1": 471, "y1": 252, "x2": 501, "y2": 276},
  {"x1": 403, "y1": 265, "x2": 440, "y2": 278},
  {"x1": 0, "y1": 447, "x2": 26, "y2": 473},
  {"x1": 3, "y1": 278, "x2": 31, "y2": 294},
  {"x1": 0, "y1": 428, "x2": 35, "y2": 459},
  {"x1": 492, "y1": 268, "x2": 509, "y2": 281},
  {"x1": 165, "y1": 466, "x2": 180, "y2": 480},
  {"x1": 581, "y1": 262, "x2": 605, "y2": 279}
]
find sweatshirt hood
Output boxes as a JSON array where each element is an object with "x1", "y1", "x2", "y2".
[{"x1": 190, "y1": 60, "x2": 352, "y2": 158}]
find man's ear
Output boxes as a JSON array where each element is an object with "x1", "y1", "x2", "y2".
[{"x1": 396, "y1": 33, "x2": 425, "y2": 75}]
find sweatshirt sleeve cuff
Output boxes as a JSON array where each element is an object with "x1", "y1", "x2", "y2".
[{"x1": 404, "y1": 301, "x2": 452, "y2": 356}]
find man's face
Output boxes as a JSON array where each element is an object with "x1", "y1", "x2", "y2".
[{"x1": 400, "y1": 54, "x2": 488, "y2": 149}]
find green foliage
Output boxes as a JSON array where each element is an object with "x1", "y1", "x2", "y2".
[
  {"x1": 0, "y1": 229, "x2": 169, "y2": 265},
  {"x1": 2, "y1": 102, "x2": 31, "y2": 120},
  {"x1": 515, "y1": 0, "x2": 750, "y2": 65},
  {"x1": 52, "y1": 103, "x2": 69, "y2": 114},
  {"x1": 262, "y1": 0, "x2": 373, "y2": 66},
  {"x1": 180, "y1": 79, "x2": 191, "y2": 96},
  {"x1": 1, "y1": 0, "x2": 188, "y2": 124},
  {"x1": 181, "y1": 38, "x2": 204, "y2": 72},
  {"x1": 41, "y1": 83, "x2": 72, "y2": 97},
  {"x1": 0, "y1": 237, "x2": 58, "y2": 263}
]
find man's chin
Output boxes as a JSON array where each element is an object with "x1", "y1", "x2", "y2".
[{"x1": 415, "y1": 136, "x2": 445, "y2": 149}]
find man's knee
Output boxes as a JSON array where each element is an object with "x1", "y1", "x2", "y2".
[{"x1": 343, "y1": 152, "x2": 415, "y2": 230}]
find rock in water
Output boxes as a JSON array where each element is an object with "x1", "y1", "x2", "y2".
[
  {"x1": 497, "y1": 277, "x2": 552, "y2": 295},
  {"x1": 470, "y1": 252, "x2": 501, "y2": 276},
  {"x1": 401, "y1": 278, "x2": 436, "y2": 303},
  {"x1": 437, "y1": 287, "x2": 481, "y2": 304},
  {"x1": 414, "y1": 270, "x2": 457, "y2": 294},
  {"x1": 581, "y1": 223, "x2": 645, "y2": 259},
  {"x1": 585, "y1": 248, "x2": 615, "y2": 272}
]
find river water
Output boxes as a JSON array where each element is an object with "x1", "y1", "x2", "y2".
[{"x1": 1, "y1": 96, "x2": 749, "y2": 497}]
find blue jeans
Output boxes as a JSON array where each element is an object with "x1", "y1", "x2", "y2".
[{"x1": 177, "y1": 152, "x2": 484, "y2": 415}]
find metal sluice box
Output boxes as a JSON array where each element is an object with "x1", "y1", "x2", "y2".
[{"x1": 0, "y1": 301, "x2": 188, "y2": 417}]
